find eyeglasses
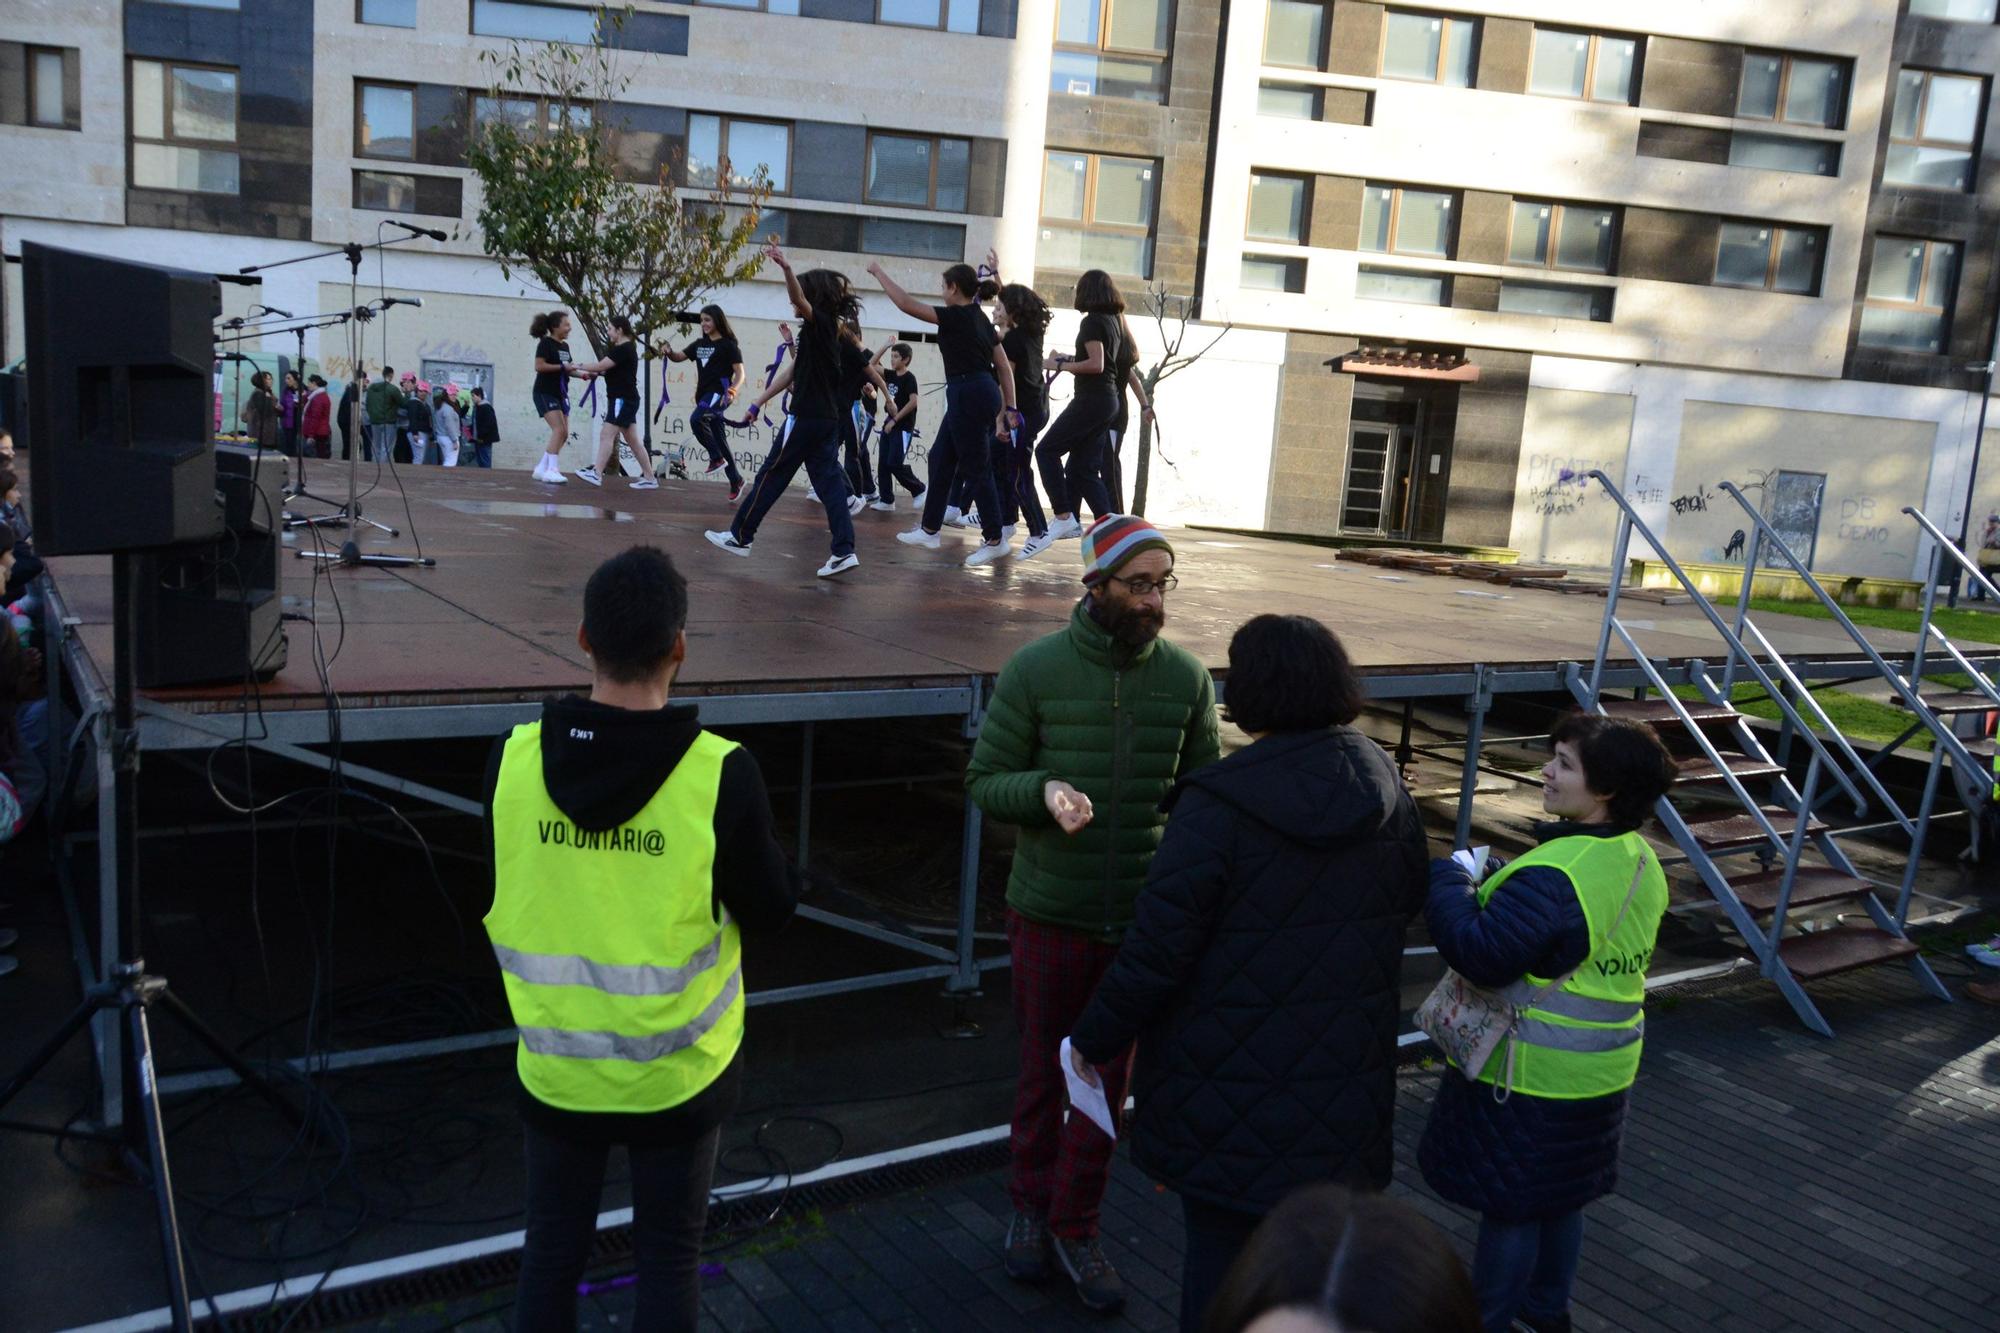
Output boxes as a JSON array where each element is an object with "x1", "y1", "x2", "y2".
[{"x1": 1105, "y1": 573, "x2": 1178, "y2": 597}]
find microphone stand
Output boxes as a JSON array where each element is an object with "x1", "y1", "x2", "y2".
[
  {"x1": 215, "y1": 311, "x2": 358, "y2": 524},
  {"x1": 239, "y1": 237, "x2": 436, "y2": 569}
]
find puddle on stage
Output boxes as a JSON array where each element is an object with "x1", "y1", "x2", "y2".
[{"x1": 431, "y1": 499, "x2": 636, "y2": 522}]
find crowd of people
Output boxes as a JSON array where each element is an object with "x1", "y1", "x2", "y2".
[{"x1": 484, "y1": 525, "x2": 1705, "y2": 1333}]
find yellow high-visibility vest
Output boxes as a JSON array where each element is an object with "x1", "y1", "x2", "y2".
[{"x1": 485, "y1": 722, "x2": 744, "y2": 1113}]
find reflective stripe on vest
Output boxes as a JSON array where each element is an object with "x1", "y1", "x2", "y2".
[
  {"x1": 1467, "y1": 831, "x2": 1669, "y2": 1100},
  {"x1": 485, "y1": 722, "x2": 745, "y2": 1115}
]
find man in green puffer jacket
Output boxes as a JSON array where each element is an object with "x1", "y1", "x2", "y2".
[{"x1": 967, "y1": 514, "x2": 1219, "y2": 1313}]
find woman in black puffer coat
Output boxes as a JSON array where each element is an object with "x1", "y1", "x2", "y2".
[{"x1": 1070, "y1": 615, "x2": 1428, "y2": 1333}]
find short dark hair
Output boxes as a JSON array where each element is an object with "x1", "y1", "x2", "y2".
[
  {"x1": 381, "y1": 365, "x2": 394, "y2": 377},
  {"x1": 583, "y1": 546, "x2": 688, "y2": 685},
  {"x1": 470, "y1": 386, "x2": 485, "y2": 399},
  {"x1": 1073, "y1": 269, "x2": 1126, "y2": 315},
  {"x1": 890, "y1": 342, "x2": 912, "y2": 362},
  {"x1": 1204, "y1": 1184, "x2": 1480, "y2": 1333},
  {"x1": 1223, "y1": 614, "x2": 1365, "y2": 732},
  {"x1": 1549, "y1": 712, "x2": 1677, "y2": 829}
]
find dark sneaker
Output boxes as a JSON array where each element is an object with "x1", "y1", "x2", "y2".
[
  {"x1": 1003, "y1": 1210, "x2": 1050, "y2": 1283},
  {"x1": 1054, "y1": 1236, "x2": 1123, "y2": 1313}
]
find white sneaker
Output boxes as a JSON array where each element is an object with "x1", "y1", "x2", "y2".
[
  {"x1": 629, "y1": 476, "x2": 659, "y2": 490},
  {"x1": 818, "y1": 552, "x2": 860, "y2": 578},
  {"x1": 942, "y1": 504, "x2": 965, "y2": 527},
  {"x1": 576, "y1": 465, "x2": 602, "y2": 487},
  {"x1": 806, "y1": 487, "x2": 819, "y2": 502},
  {"x1": 1019, "y1": 531, "x2": 1056, "y2": 560},
  {"x1": 1049, "y1": 516, "x2": 1084, "y2": 539},
  {"x1": 868, "y1": 499, "x2": 897, "y2": 513},
  {"x1": 847, "y1": 494, "x2": 867, "y2": 515},
  {"x1": 705, "y1": 529, "x2": 752, "y2": 556},
  {"x1": 896, "y1": 526, "x2": 943, "y2": 550},
  {"x1": 541, "y1": 458, "x2": 567, "y2": 484},
  {"x1": 530, "y1": 457, "x2": 549, "y2": 480},
  {"x1": 1002, "y1": 524, "x2": 1018, "y2": 541},
  {"x1": 965, "y1": 539, "x2": 1012, "y2": 567}
]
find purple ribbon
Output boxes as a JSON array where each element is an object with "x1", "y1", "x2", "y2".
[{"x1": 578, "y1": 377, "x2": 599, "y2": 418}]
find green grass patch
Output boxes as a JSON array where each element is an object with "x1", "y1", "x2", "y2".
[
  {"x1": 1672, "y1": 680, "x2": 1935, "y2": 750},
  {"x1": 1744, "y1": 596, "x2": 2000, "y2": 646}
]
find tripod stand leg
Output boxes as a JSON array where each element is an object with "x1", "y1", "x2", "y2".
[
  {"x1": 0, "y1": 989, "x2": 107, "y2": 1117},
  {"x1": 154, "y1": 985, "x2": 306, "y2": 1129},
  {"x1": 129, "y1": 1001, "x2": 197, "y2": 1333}
]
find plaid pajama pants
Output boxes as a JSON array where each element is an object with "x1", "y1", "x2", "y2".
[{"x1": 1006, "y1": 908, "x2": 1134, "y2": 1241}]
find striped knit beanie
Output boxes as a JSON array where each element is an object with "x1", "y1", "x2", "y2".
[{"x1": 1080, "y1": 514, "x2": 1173, "y2": 586}]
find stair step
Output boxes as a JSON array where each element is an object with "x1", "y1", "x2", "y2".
[
  {"x1": 1727, "y1": 867, "x2": 1875, "y2": 915},
  {"x1": 1773, "y1": 925, "x2": 1918, "y2": 981},
  {"x1": 1893, "y1": 691, "x2": 2000, "y2": 716},
  {"x1": 1962, "y1": 737, "x2": 1994, "y2": 759},
  {"x1": 1679, "y1": 805, "x2": 1827, "y2": 851},
  {"x1": 1672, "y1": 753, "x2": 1785, "y2": 785},
  {"x1": 1601, "y1": 697, "x2": 1739, "y2": 727}
]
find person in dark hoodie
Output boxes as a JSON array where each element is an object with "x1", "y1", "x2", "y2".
[
  {"x1": 1068, "y1": 613, "x2": 1427, "y2": 1333},
  {"x1": 1418, "y1": 712, "x2": 1675, "y2": 1333},
  {"x1": 483, "y1": 544, "x2": 800, "y2": 1333}
]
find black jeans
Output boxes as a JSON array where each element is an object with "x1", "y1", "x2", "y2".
[
  {"x1": 515, "y1": 1119, "x2": 720, "y2": 1333},
  {"x1": 690, "y1": 403, "x2": 741, "y2": 487},
  {"x1": 729, "y1": 415, "x2": 856, "y2": 557},
  {"x1": 1179, "y1": 1195, "x2": 1264, "y2": 1333},
  {"x1": 919, "y1": 375, "x2": 1004, "y2": 542},
  {"x1": 841, "y1": 407, "x2": 875, "y2": 498},
  {"x1": 877, "y1": 426, "x2": 924, "y2": 503},
  {"x1": 950, "y1": 405, "x2": 1047, "y2": 536},
  {"x1": 1035, "y1": 392, "x2": 1117, "y2": 520}
]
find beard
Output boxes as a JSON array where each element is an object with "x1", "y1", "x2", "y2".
[{"x1": 1102, "y1": 596, "x2": 1165, "y2": 649}]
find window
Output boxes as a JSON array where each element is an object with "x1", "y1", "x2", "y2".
[
  {"x1": 26, "y1": 47, "x2": 66, "y2": 129},
  {"x1": 1258, "y1": 82, "x2": 1322, "y2": 118},
  {"x1": 1356, "y1": 267, "x2": 1448, "y2": 305},
  {"x1": 1263, "y1": 0, "x2": 1326, "y2": 69},
  {"x1": 1909, "y1": 0, "x2": 1998, "y2": 19},
  {"x1": 356, "y1": 169, "x2": 417, "y2": 212},
  {"x1": 1861, "y1": 237, "x2": 1960, "y2": 352},
  {"x1": 1886, "y1": 70, "x2": 1984, "y2": 192},
  {"x1": 1727, "y1": 132, "x2": 1839, "y2": 175},
  {"x1": 1358, "y1": 184, "x2": 1454, "y2": 257},
  {"x1": 1498, "y1": 281, "x2": 1612, "y2": 322},
  {"x1": 1381, "y1": 10, "x2": 1478, "y2": 88},
  {"x1": 1242, "y1": 255, "x2": 1306, "y2": 292},
  {"x1": 472, "y1": 0, "x2": 599, "y2": 42},
  {"x1": 358, "y1": 0, "x2": 417, "y2": 25},
  {"x1": 1713, "y1": 221, "x2": 1822, "y2": 295},
  {"x1": 1039, "y1": 149, "x2": 1156, "y2": 277},
  {"x1": 880, "y1": 0, "x2": 980, "y2": 32},
  {"x1": 472, "y1": 93, "x2": 592, "y2": 140},
  {"x1": 694, "y1": 0, "x2": 801, "y2": 10},
  {"x1": 1052, "y1": 0, "x2": 1172, "y2": 103},
  {"x1": 356, "y1": 82, "x2": 415, "y2": 159},
  {"x1": 1529, "y1": 29, "x2": 1639, "y2": 103},
  {"x1": 1738, "y1": 51, "x2": 1846, "y2": 128},
  {"x1": 1247, "y1": 172, "x2": 1309, "y2": 243},
  {"x1": 1507, "y1": 200, "x2": 1616, "y2": 273},
  {"x1": 859, "y1": 215, "x2": 966, "y2": 260},
  {"x1": 157, "y1": 0, "x2": 238, "y2": 8},
  {"x1": 129, "y1": 59, "x2": 239, "y2": 194},
  {"x1": 687, "y1": 115, "x2": 790, "y2": 192},
  {"x1": 866, "y1": 133, "x2": 971, "y2": 211}
]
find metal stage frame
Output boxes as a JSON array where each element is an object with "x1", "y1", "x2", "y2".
[{"x1": 38, "y1": 573, "x2": 1992, "y2": 1124}]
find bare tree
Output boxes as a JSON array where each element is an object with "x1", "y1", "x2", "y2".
[{"x1": 1129, "y1": 287, "x2": 1229, "y2": 517}]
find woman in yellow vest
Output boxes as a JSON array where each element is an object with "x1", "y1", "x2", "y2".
[
  {"x1": 1417, "y1": 713, "x2": 1676, "y2": 1333},
  {"x1": 485, "y1": 545, "x2": 800, "y2": 1331}
]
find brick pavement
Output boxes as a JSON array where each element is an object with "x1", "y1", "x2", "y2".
[{"x1": 416, "y1": 966, "x2": 2000, "y2": 1332}]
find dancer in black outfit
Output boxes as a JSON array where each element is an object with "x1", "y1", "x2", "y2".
[
  {"x1": 836, "y1": 320, "x2": 889, "y2": 514},
  {"x1": 869, "y1": 342, "x2": 926, "y2": 512},
  {"x1": 575, "y1": 315, "x2": 660, "y2": 489},
  {"x1": 1102, "y1": 310, "x2": 1153, "y2": 511},
  {"x1": 663, "y1": 305, "x2": 745, "y2": 498},
  {"x1": 1036, "y1": 269, "x2": 1125, "y2": 538},
  {"x1": 531, "y1": 310, "x2": 593, "y2": 484},
  {"x1": 876, "y1": 260, "x2": 1017, "y2": 568},
  {"x1": 993, "y1": 281, "x2": 1057, "y2": 559},
  {"x1": 705, "y1": 245, "x2": 865, "y2": 579}
]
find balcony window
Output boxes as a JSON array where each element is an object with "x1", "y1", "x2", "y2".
[
  {"x1": 26, "y1": 48, "x2": 68, "y2": 128},
  {"x1": 1739, "y1": 51, "x2": 1846, "y2": 128},
  {"x1": 1040, "y1": 149, "x2": 1156, "y2": 277},
  {"x1": 1498, "y1": 281, "x2": 1612, "y2": 321},
  {"x1": 866, "y1": 133, "x2": 971, "y2": 211},
  {"x1": 1356, "y1": 267, "x2": 1449, "y2": 305},
  {"x1": 1257, "y1": 82, "x2": 1321, "y2": 118},
  {"x1": 1529, "y1": 29, "x2": 1640, "y2": 104},
  {"x1": 1246, "y1": 172, "x2": 1309, "y2": 244},
  {"x1": 1241, "y1": 255, "x2": 1306, "y2": 292},
  {"x1": 1727, "y1": 132, "x2": 1839, "y2": 176},
  {"x1": 472, "y1": 0, "x2": 599, "y2": 43},
  {"x1": 693, "y1": 0, "x2": 803, "y2": 10},
  {"x1": 1860, "y1": 237, "x2": 1959, "y2": 352},
  {"x1": 1908, "y1": 0, "x2": 1998, "y2": 19},
  {"x1": 1886, "y1": 70, "x2": 1984, "y2": 191},
  {"x1": 358, "y1": 0, "x2": 417, "y2": 25},
  {"x1": 130, "y1": 59, "x2": 239, "y2": 194},
  {"x1": 1053, "y1": 0, "x2": 1171, "y2": 103},
  {"x1": 1359, "y1": 183, "x2": 1454, "y2": 258},
  {"x1": 687, "y1": 114, "x2": 791, "y2": 192},
  {"x1": 1713, "y1": 221, "x2": 1821, "y2": 295},
  {"x1": 879, "y1": 0, "x2": 980, "y2": 32},
  {"x1": 1381, "y1": 10, "x2": 1478, "y2": 88},
  {"x1": 1507, "y1": 201, "x2": 1615, "y2": 273}
]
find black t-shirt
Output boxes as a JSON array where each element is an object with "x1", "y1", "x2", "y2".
[
  {"x1": 933, "y1": 302, "x2": 998, "y2": 380},
  {"x1": 604, "y1": 340, "x2": 639, "y2": 402},
  {"x1": 1111, "y1": 331, "x2": 1141, "y2": 431},
  {"x1": 534, "y1": 336, "x2": 570, "y2": 397},
  {"x1": 886, "y1": 370, "x2": 919, "y2": 433},
  {"x1": 1003, "y1": 327, "x2": 1045, "y2": 417},
  {"x1": 790, "y1": 311, "x2": 869, "y2": 420},
  {"x1": 683, "y1": 336, "x2": 742, "y2": 403},
  {"x1": 1071, "y1": 313, "x2": 1121, "y2": 396},
  {"x1": 839, "y1": 345, "x2": 873, "y2": 408}
]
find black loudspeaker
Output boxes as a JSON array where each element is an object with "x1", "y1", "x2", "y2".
[
  {"x1": 21, "y1": 242, "x2": 225, "y2": 556},
  {"x1": 134, "y1": 446, "x2": 288, "y2": 688}
]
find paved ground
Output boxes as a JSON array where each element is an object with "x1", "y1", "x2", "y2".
[{"x1": 384, "y1": 959, "x2": 2000, "y2": 1333}]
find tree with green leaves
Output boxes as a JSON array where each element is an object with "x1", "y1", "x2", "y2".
[
  {"x1": 463, "y1": 9, "x2": 771, "y2": 361},
  {"x1": 1129, "y1": 287, "x2": 1229, "y2": 518}
]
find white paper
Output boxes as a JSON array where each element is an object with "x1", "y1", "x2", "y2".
[
  {"x1": 1451, "y1": 846, "x2": 1492, "y2": 882},
  {"x1": 1060, "y1": 1038, "x2": 1117, "y2": 1140}
]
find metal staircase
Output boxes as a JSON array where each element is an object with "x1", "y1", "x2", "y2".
[{"x1": 1571, "y1": 471, "x2": 1966, "y2": 1036}]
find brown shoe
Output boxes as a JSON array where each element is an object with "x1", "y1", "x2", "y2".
[{"x1": 1966, "y1": 979, "x2": 2000, "y2": 1005}]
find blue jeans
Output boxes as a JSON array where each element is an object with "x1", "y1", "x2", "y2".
[
  {"x1": 1473, "y1": 1209, "x2": 1585, "y2": 1333},
  {"x1": 472, "y1": 442, "x2": 493, "y2": 468},
  {"x1": 728, "y1": 415, "x2": 855, "y2": 557}
]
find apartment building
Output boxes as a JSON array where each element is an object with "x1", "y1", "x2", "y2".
[{"x1": 0, "y1": 0, "x2": 1056, "y2": 472}]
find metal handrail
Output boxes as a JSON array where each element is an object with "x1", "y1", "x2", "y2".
[
  {"x1": 1584, "y1": 471, "x2": 1874, "y2": 815},
  {"x1": 1717, "y1": 481, "x2": 1989, "y2": 779},
  {"x1": 1921, "y1": 625, "x2": 2000, "y2": 707},
  {"x1": 1904, "y1": 504, "x2": 2000, "y2": 603}
]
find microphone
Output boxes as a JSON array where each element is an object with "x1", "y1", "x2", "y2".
[
  {"x1": 253, "y1": 303, "x2": 295, "y2": 318},
  {"x1": 388, "y1": 221, "x2": 448, "y2": 241},
  {"x1": 377, "y1": 296, "x2": 425, "y2": 309}
]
